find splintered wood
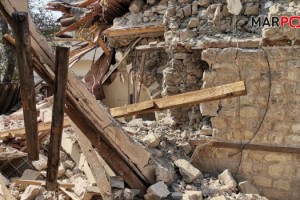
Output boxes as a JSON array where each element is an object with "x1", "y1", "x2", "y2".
[
  {"x1": 46, "y1": 47, "x2": 69, "y2": 191},
  {"x1": 12, "y1": 12, "x2": 39, "y2": 161},
  {"x1": 110, "y1": 81, "x2": 247, "y2": 118}
]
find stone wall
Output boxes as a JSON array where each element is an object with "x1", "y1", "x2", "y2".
[{"x1": 192, "y1": 46, "x2": 300, "y2": 200}]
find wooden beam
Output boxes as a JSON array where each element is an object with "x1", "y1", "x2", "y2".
[
  {"x1": 98, "y1": 37, "x2": 110, "y2": 56},
  {"x1": 189, "y1": 139, "x2": 300, "y2": 154},
  {"x1": 135, "y1": 53, "x2": 146, "y2": 104},
  {"x1": 110, "y1": 81, "x2": 247, "y2": 118},
  {"x1": 71, "y1": 122, "x2": 112, "y2": 200},
  {"x1": 13, "y1": 179, "x2": 74, "y2": 189},
  {"x1": 101, "y1": 38, "x2": 141, "y2": 84},
  {"x1": 46, "y1": 46, "x2": 69, "y2": 191},
  {"x1": 0, "y1": 118, "x2": 71, "y2": 139},
  {"x1": 103, "y1": 26, "x2": 165, "y2": 37},
  {"x1": 77, "y1": 0, "x2": 98, "y2": 8},
  {"x1": 55, "y1": 12, "x2": 98, "y2": 36},
  {"x1": 12, "y1": 12, "x2": 39, "y2": 161}
]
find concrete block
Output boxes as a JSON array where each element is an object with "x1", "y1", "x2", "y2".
[
  {"x1": 32, "y1": 154, "x2": 48, "y2": 171},
  {"x1": 20, "y1": 185, "x2": 41, "y2": 200},
  {"x1": 21, "y1": 169, "x2": 40, "y2": 180},
  {"x1": 238, "y1": 181, "x2": 259, "y2": 194},
  {"x1": 144, "y1": 181, "x2": 170, "y2": 200},
  {"x1": 174, "y1": 159, "x2": 202, "y2": 183},
  {"x1": 218, "y1": 169, "x2": 237, "y2": 189}
]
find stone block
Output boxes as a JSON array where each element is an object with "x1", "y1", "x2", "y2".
[
  {"x1": 188, "y1": 18, "x2": 199, "y2": 28},
  {"x1": 240, "y1": 106, "x2": 259, "y2": 119},
  {"x1": 174, "y1": 159, "x2": 202, "y2": 183},
  {"x1": 268, "y1": 165, "x2": 283, "y2": 177},
  {"x1": 238, "y1": 181, "x2": 259, "y2": 194},
  {"x1": 143, "y1": 132, "x2": 161, "y2": 148},
  {"x1": 273, "y1": 179, "x2": 291, "y2": 191},
  {"x1": 183, "y1": 191, "x2": 202, "y2": 200},
  {"x1": 144, "y1": 181, "x2": 170, "y2": 200},
  {"x1": 20, "y1": 185, "x2": 41, "y2": 200},
  {"x1": 198, "y1": 0, "x2": 210, "y2": 7},
  {"x1": 109, "y1": 176, "x2": 125, "y2": 189},
  {"x1": 252, "y1": 176, "x2": 272, "y2": 187},
  {"x1": 32, "y1": 154, "x2": 48, "y2": 171},
  {"x1": 21, "y1": 169, "x2": 40, "y2": 180},
  {"x1": 218, "y1": 169, "x2": 237, "y2": 189},
  {"x1": 155, "y1": 166, "x2": 175, "y2": 185},
  {"x1": 129, "y1": 0, "x2": 145, "y2": 13}
]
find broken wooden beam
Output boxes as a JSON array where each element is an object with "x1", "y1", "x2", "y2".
[
  {"x1": 12, "y1": 12, "x2": 39, "y2": 161},
  {"x1": 13, "y1": 179, "x2": 74, "y2": 189},
  {"x1": 55, "y1": 12, "x2": 99, "y2": 36},
  {"x1": 102, "y1": 26, "x2": 165, "y2": 37},
  {"x1": 46, "y1": 46, "x2": 69, "y2": 191},
  {"x1": 110, "y1": 81, "x2": 247, "y2": 118},
  {"x1": 71, "y1": 122, "x2": 112, "y2": 200},
  {"x1": 189, "y1": 139, "x2": 300, "y2": 154},
  {"x1": 0, "y1": 118, "x2": 71, "y2": 139}
]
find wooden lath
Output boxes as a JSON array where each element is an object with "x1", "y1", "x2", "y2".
[{"x1": 110, "y1": 81, "x2": 247, "y2": 118}]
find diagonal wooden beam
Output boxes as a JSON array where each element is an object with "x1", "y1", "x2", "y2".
[
  {"x1": 110, "y1": 81, "x2": 247, "y2": 118},
  {"x1": 55, "y1": 12, "x2": 99, "y2": 36},
  {"x1": 12, "y1": 12, "x2": 39, "y2": 161}
]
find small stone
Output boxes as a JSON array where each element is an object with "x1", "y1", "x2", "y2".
[
  {"x1": 292, "y1": 124, "x2": 300, "y2": 134},
  {"x1": 32, "y1": 154, "x2": 48, "y2": 171},
  {"x1": 211, "y1": 195, "x2": 228, "y2": 200},
  {"x1": 155, "y1": 166, "x2": 175, "y2": 185},
  {"x1": 198, "y1": 0, "x2": 211, "y2": 7},
  {"x1": 180, "y1": 29, "x2": 194, "y2": 41},
  {"x1": 171, "y1": 192, "x2": 183, "y2": 199},
  {"x1": 144, "y1": 181, "x2": 170, "y2": 200},
  {"x1": 178, "y1": 142, "x2": 192, "y2": 154},
  {"x1": 183, "y1": 4, "x2": 192, "y2": 17},
  {"x1": 200, "y1": 126, "x2": 213, "y2": 136},
  {"x1": 218, "y1": 169, "x2": 237, "y2": 189},
  {"x1": 20, "y1": 185, "x2": 41, "y2": 200},
  {"x1": 192, "y1": 1, "x2": 198, "y2": 15},
  {"x1": 174, "y1": 159, "x2": 202, "y2": 183},
  {"x1": 188, "y1": 18, "x2": 200, "y2": 28},
  {"x1": 183, "y1": 191, "x2": 202, "y2": 200},
  {"x1": 58, "y1": 163, "x2": 66, "y2": 178},
  {"x1": 109, "y1": 176, "x2": 125, "y2": 189},
  {"x1": 143, "y1": 132, "x2": 161, "y2": 147},
  {"x1": 129, "y1": 0, "x2": 145, "y2": 13},
  {"x1": 244, "y1": 3, "x2": 259, "y2": 16},
  {"x1": 147, "y1": 0, "x2": 158, "y2": 5},
  {"x1": 238, "y1": 181, "x2": 259, "y2": 194}
]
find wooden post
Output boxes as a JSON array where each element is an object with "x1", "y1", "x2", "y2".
[
  {"x1": 46, "y1": 46, "x2": 69, "y2": 191},
  {"x1": 12, "y1": 12, "x2": 39, "y2": 161},
  {"x1": 135, "y1": 53, "x2": 146, "y2": 103}
]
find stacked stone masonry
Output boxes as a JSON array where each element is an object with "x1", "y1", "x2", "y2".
[{"x1": 192, "y1": 46, "x2": 300, "y2": 200}]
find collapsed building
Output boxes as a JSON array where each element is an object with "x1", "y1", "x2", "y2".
[{"x1": 0, "y1": 0, "x2": 299, "y2": 199}]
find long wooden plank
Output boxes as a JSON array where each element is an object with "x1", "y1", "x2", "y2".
[
  {"x1": 13, "y1": 180, "x2": 74, "y2": 189},
  {"x1": 0, "y1": 1, "x2": 153, "y2": 192},
  {"x1": 71, "y1": 122, "x2": 112, "y2": 200},
  {"x1": 46, "y1": 47, "x2": 69, "y2": 191},
  {"x1": 12, "y1": 12, "x2": 39, "y2": 161},
  {"x1": 55, "y1": 12, "x2": 98, "y2": 36},
  {"x1": 189, "y1": 139, "x2": 300, "y2": 154},
  {"x1": 110, "y1": 81, "x2": 247, "y2": 118},
  {"x1": 0, "y1": 118, "x2": 71, "y2": 139},
  {"x1": 103, "y1": 26, "x2": 165, "y2": 37}
]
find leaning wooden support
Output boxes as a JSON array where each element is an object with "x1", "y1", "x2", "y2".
[
  {"x1": 12, "y1": 12, "x2": 39, "y2": 161},
  {"x1": 46, "y1": 47, "x2": 69, "y2": 191},
  {"x1": 71, "y1": 122, "x2": 112, "y2": 200},
  {"x1": 110, "y1": 81, "x2": 247, "y2": 118}
]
